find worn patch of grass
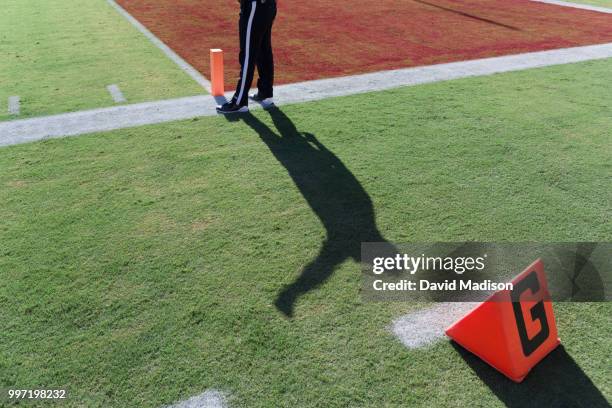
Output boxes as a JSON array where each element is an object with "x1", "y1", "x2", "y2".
[
  {"x1": 0, "y1": 0, "x2": 204, "y2": 121},
  {"x1": 0, "y1": 58, "x2": 611, "y2": 407}
]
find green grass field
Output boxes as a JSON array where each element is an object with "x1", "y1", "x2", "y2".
[
  {"x1": 572, "y1": 0, "x2": 612, "y2": 7},
  {"x1": 0, "y1": 0, "x2": 203, "y2": 121},
  {"x1": 1, "y1": 55, "x2": 610, "y2": 407}
]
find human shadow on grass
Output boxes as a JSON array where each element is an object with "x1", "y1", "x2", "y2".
[
  {"x1": 223, "y1": 107, "x2": 397, "y2": 317},
  {"x1": 451, "y1": 343, "x2": 609, "y2": 408}
]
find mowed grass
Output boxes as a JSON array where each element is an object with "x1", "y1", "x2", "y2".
[
  {"x1": 1, "y1": 58, "x2": 611, "y2": 407},
  {"x1": 571, "y1": 0, "x2": 612, "y2": 7},
  {"x1": 0, "y1": 0, "x2": 203, "y2": 121}
]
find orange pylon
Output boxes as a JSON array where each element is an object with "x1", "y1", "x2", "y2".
[{"x1": 210, "y1": 49, "x2": 224, "y2": 97}]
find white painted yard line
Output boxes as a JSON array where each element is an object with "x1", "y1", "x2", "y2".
[
  {"x1": 105, "y1": 0, "x2": 212, "y2": 92},
  {"x1": 166, "y1": 390, "x2": 228, "y2": 408},
  {"x1": 530, "y1": 0, "x2": 612, "y2": 13},
  {"x1": 2, "y1": 42, "x2": 612, "y2": 147},
  {"x1": 273, "y1": 42, "x2": 612, "y2": 104},
  {"x1": 107, "y1": 84, "x2": 127, "y2": 103},
  {"x1": 391, "y1": 303, "x2": 477, "y2": 349},
  {"x1": 8, "y1": 96, "x2": 20, "y2": 116},
  {"x1": 0, "y1": 95, "x2": 214, "y2": 147}
]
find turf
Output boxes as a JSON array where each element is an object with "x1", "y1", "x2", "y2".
[
  {"x1": 0, "y1": 0, "x2": 204, "y2": 121},
  {"x1": 1, "y1": 58, "x2": 611, "y2": 407},
  {"x1": 116, "y1": 0, "x2": 612, "y2": 90},
  {"x1": 571, "y1": 0, "x2": 612, "y2": 7}
]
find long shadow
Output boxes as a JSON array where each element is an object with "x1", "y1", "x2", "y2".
[
  {"x1": 452, "y1": 343, "x2": 610, "y2": 407},
  {"x1": 226, "y1": 107, "x2": 396, "y2": 317},
  {"x1": 413, "y1": 0, "x2": 520, "y2": 31}
]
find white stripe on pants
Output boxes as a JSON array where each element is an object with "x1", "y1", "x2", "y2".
[{"x1": 236, "y1": 1, "x2": 257, "y2": 105}]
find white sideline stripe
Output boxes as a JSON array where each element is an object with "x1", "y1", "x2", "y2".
[
  {"x1": 8, "y1": 96, "x2": 20, "y2": 116},
  {"x1": 105, "y1": 0, "x2": 212, "y2": 92},
  {"x1": 107, "y1": 84, "x2": 127, "y2": 103},
  {"x1": 2, "y1": 42, "x2": 612, "y2": 147},
  {"x1": 392, "y1": 303, "x2": 478, "y2": 349},
  {"x1": 530, "y1": 0, "x2": 612, "y2": 13},
  {"x1": 0, "y1": 95, "x2": 214, "y2": 147},
  {"x1": 236, "y1": 1, "x2": 257, "y2": 104},
  {"x1": 273, "y1": 42, "x2": 612, "y2": 103},
  {"x1": 166, "y1": 390, "x2": 228, "y2": 408}
]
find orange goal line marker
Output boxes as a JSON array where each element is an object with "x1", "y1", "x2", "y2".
[{"x1": 210, "y1": 49, "x2": 225, "y2": 97}]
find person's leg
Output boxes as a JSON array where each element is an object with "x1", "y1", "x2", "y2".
[
  {"x1": 256, "y1": 3, "x2": 276, "y2": 99},
  {"x1": 232, "y1": 0, "x2": 265, "y2": 107}
]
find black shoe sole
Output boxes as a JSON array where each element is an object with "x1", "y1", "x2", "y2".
[{"x1": 216, "y1": 106, "x2": 249, "y2": 114}]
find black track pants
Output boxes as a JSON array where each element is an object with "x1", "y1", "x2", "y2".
[{"x1": 233, "y1": 0, "x2": 276, "y2": 106}]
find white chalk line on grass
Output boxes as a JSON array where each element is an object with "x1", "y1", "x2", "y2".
[
  {"x1": 166, "y1": 390, "x2": 228, "y2": 408},
  {"x1": 0, "y1": 95, "x2": 213, "y2": 147},
  {"x1": 107, "y1": 84, "x2": 127, "y2": 103},
  {"x1": 391, "y1": 303, "x2": 478, "y2": 349},
  {"x1": 2, "y1": 42, "x2": 612, "y2": 147},
  {"x1": 8, "y1": 96, "x2": 20, "y2": 116},
  {"x1": 530, "y1": 0, "x2": 612, "y2": 13},
  {"x1": 105, "y1": 0, "x2": 212, "y2": 92}
]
